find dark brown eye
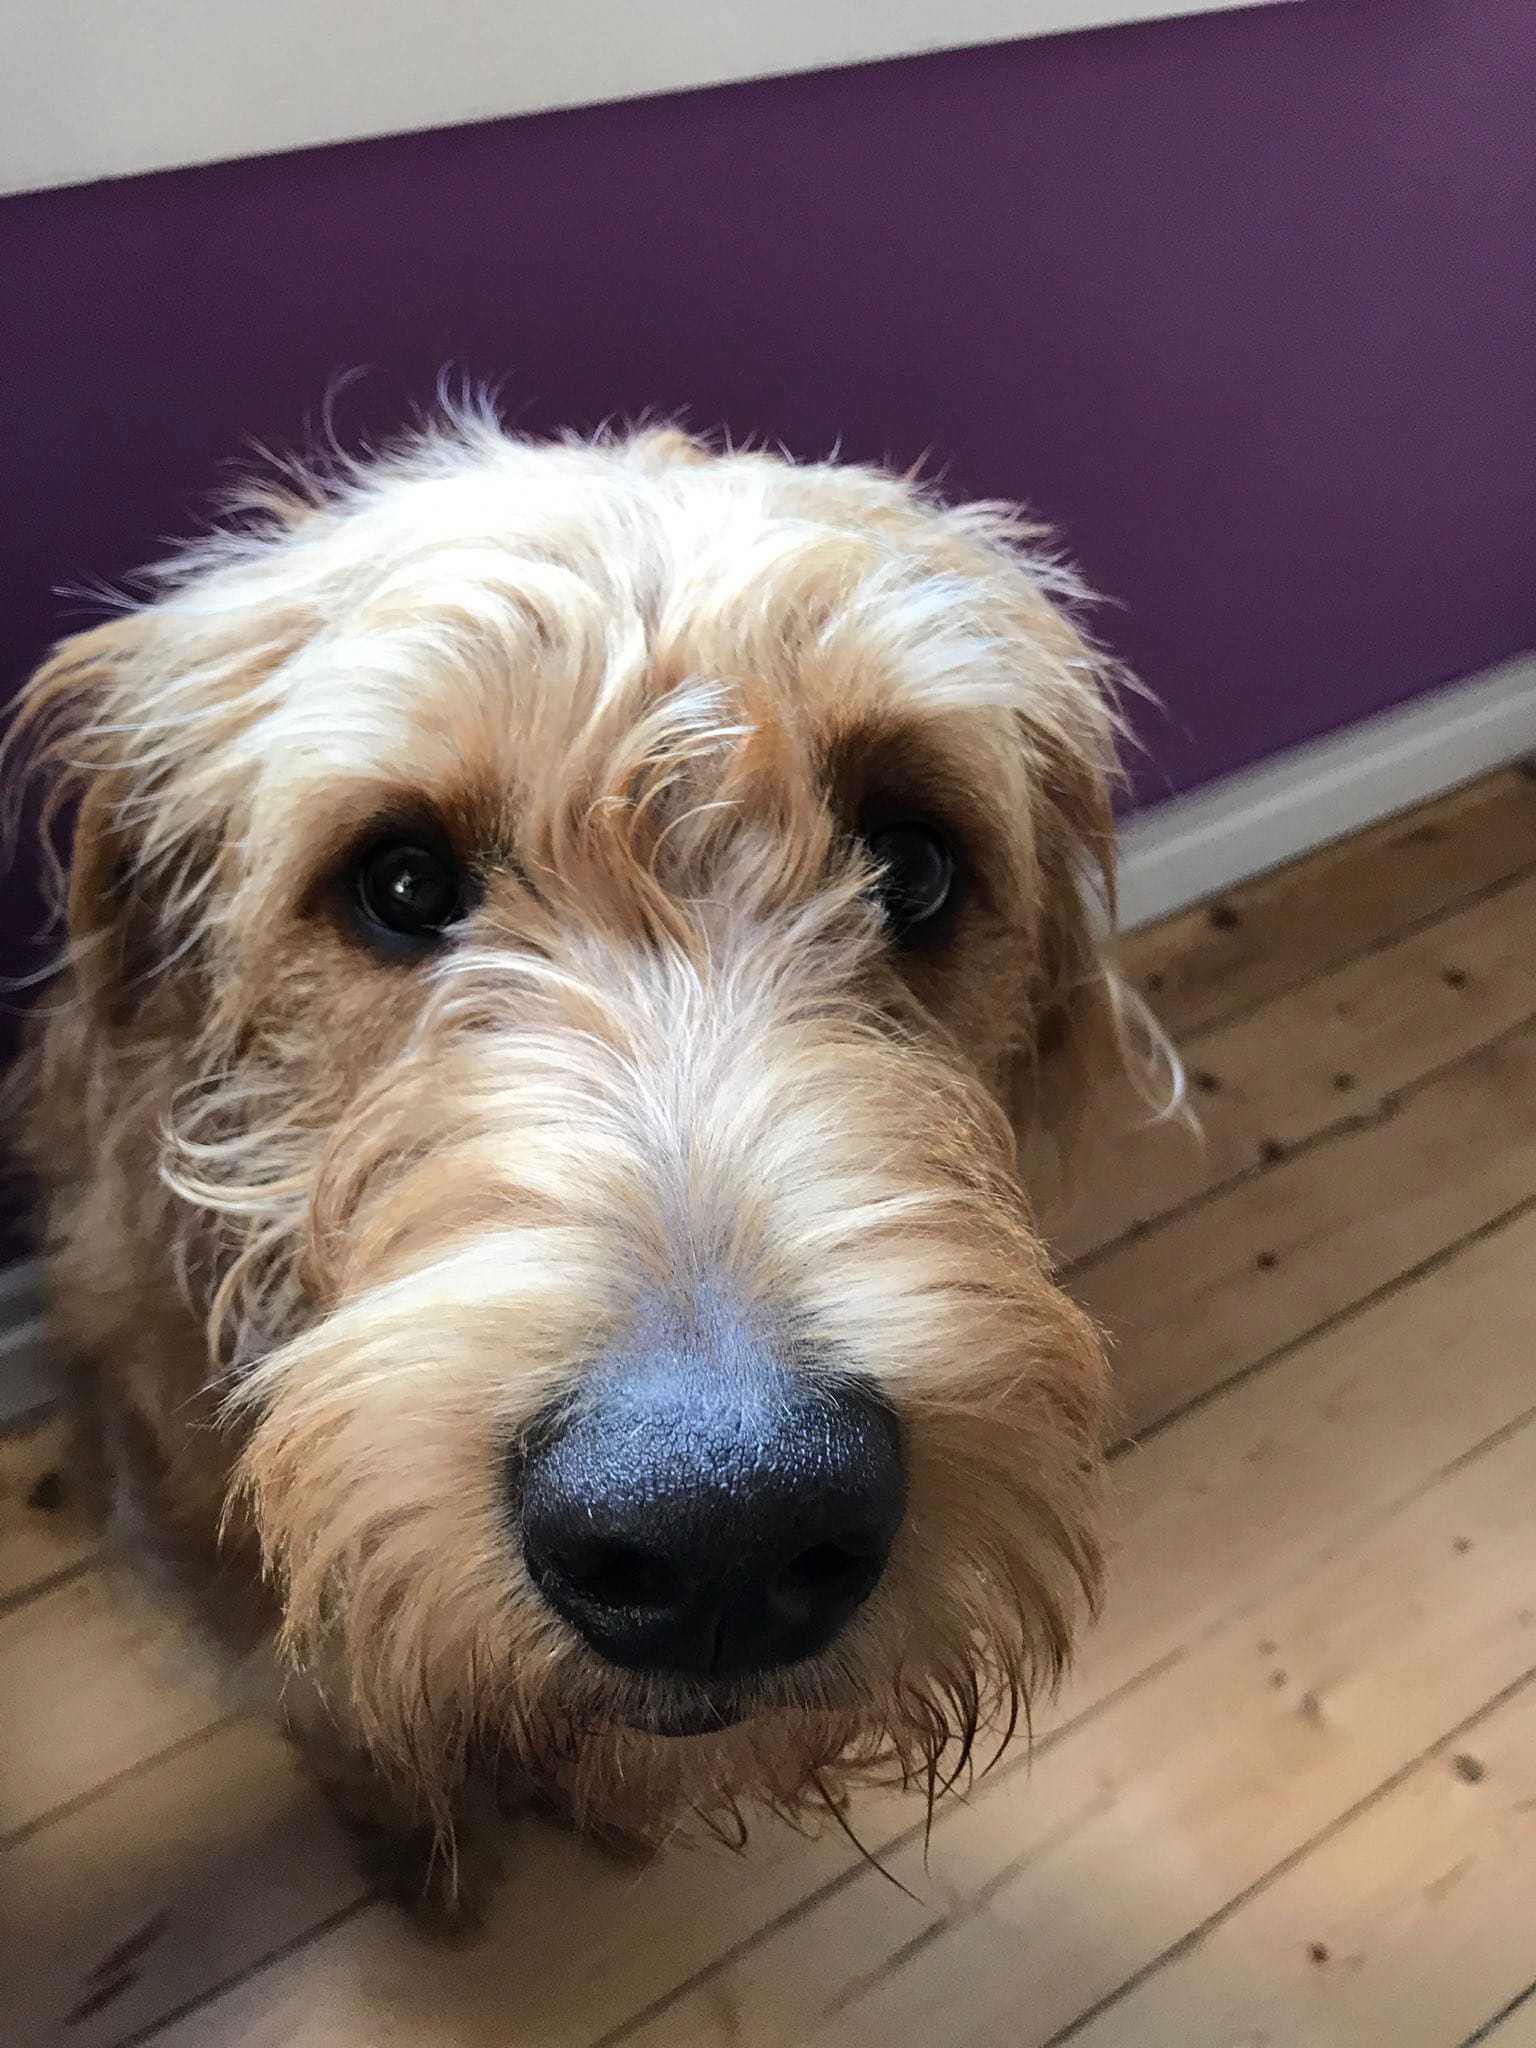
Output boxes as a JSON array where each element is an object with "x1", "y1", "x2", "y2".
[
  {"x1": 352, "y1": 841, "x2": 465, "y2": 950},
  {"x1": 866, "y1": 824, "x2": 956, "y2": 933}
]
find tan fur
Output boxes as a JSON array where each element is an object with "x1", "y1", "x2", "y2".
[{"x1": 9, "y1": 416, "x2": 1154, "y2": 1913}]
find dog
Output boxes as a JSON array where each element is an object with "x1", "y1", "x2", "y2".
[{"x1": 9, "y1": 417, "x2": 1161, "y2": 1918}]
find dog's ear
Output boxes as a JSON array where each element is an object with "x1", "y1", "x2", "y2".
[
  {"x1": 1008, "y1": 705, "x2": 1118, "y2": 1152},
  {"x1": 10, "y1": 616, "x2": 216, "y2": 1032},
  {"x1": 1006, "y1": 682, "x2": 1180, "y2": 1177}
]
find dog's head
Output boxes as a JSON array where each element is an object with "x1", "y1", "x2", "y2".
[{"x1": 18, "y1": 421, "x2": 1158, "y2": 1835}]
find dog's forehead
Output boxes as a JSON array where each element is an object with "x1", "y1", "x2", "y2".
[{"x1": 252, "y1": 448, "x2": 1030, "y2": 801}]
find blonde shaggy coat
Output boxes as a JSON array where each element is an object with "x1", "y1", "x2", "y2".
[{"x1": 11, "y1": 420, "x2": 1158, "y2": 1913}]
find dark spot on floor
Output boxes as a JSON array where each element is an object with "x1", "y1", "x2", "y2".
[
  {"x1": 1300, "y1": 1692, "x2": 1324, "y2": 1723},
  {"x1": 1442, "y1": 967, "x2": 1469, "y2": 990},
  {"x1": 27, "y1": 1470, "x2": 67, "y2": 1513},
  {"x1": 1192, "y1": 1069, "x2": 1221, "y2": 1094},
  {"x1": 1258, "y1": 1138, "x2": 1286, "y2": 1165},
  {"x1": 1144, "y1": 971, "x2": 1165, "y2": 995},
  {"x1": 1208, "y1": 901, "x2": 1242, "y2": 931},
  {"x1": 1270, "y1": 1670, "x2": 1288, "y2": 1689},
  {"x1": 1256, "y1": 1250, "x2": 1279, "y2": 1271},
  {"x1": 1308, "y1": 1942, "x2": 1331, "y2": 1966},
  {"x1": 1333, "y1": 1071, "x2": 1357, "y2": 1093},
  {"x1": 1258, "y1": 1640, "x2": 1278, "y2": 1656},
  {"x1": 1453, "y1": 1753, "x2": 1486, "y2": 1784},
  {"x1": 93, "y1": 1911, "x2": 171, "y2": 1980},
  {"x1": 1453, "y1": 1536, "x2": 1473, "y2": 1554},
  {"x1": 65, "y1": 1971, "x2": 139, "y2": 2026}
]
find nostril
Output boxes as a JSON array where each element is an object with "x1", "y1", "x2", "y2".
[
  {"x1": 773, "y1": 1540, "x2": 882, "y2": 1615},
  {"x1": 559, "y1": 1544, "x2": 680, "y2": 1613}
]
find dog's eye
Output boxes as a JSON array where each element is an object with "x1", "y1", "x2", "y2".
[
  {"x1": 352, "y1": 841, "x2": 465, "y2": 948},
  {"x1": 866, "y1": 825, "x2": 955, "y2": 933}
]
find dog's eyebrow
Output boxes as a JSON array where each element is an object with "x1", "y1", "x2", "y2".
[
  {"x1": 819, "y1": 716, "x2": 985, "y2": 829},
  {"x1": 289, "y1": 781, "x2": 522, "y2": 913}
]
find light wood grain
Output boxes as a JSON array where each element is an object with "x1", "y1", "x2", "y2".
[
  {"x1": 1081, "y1": 1206, "x2": 1536, "y2": 1708},
  {"x1": 0, "y1": 1720, "x2": 362, "y2": 2048},
  {"x1": 1076, "y1": 1021, "x2": 1536, "y2": 1437},
  {"x1": 0, "y1": 1411, "x2": 94, "y2": 1604},
  {"x1": 1114, "y1": 767, "x2": 1536, "y2": 1041},
  {"x1": 1061, "y1": 1671, "x2": 1536, "y2": 2048},
  {"x1": 1058, "y1": 864, "x2": 1536, "y2": 1261},
  {"x1": 0, "y1": 1571, "x2": 230, "y2": 1843},
  {"x1": 1479, "y1": 1990, "x2": 1536, "y2": 2046},
  {"x1": 824, "y1": 1422, "x2": 1536, "y2": 2047}
]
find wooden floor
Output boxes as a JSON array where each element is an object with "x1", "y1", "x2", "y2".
[{"x1": 5, "y1": 766, "x2": 1536, "y2": 2048}]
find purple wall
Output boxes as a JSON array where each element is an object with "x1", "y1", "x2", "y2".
[{"x1": 0, "y1": 0, "x2": 1532, "y2": 1024}]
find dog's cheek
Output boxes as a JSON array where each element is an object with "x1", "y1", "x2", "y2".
[{"x1": 893, "y1": 1278, "x2": 1108, "y2": 1681}]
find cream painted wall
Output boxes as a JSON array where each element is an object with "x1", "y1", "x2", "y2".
[{"x1": 3, "y1": 0, "x2": 1290, "y2": 197}]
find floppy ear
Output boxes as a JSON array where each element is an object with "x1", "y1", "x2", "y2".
[
  {"x1": 1005, "y1": 682, "x2": 1181, "y2": 1177},
  {"x1": 1007, "y1": 708, "x2": 1117, "y2": 1149},
  {"x1": 10, "y1": 616, "x2": 216, "y2": 1034}
]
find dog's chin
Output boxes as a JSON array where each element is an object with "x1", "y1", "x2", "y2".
[
  {"x1": 614, "y1": 1665, "x2": 869, "y2": 1740},
  {"x1": 620, "y1": 1686, "x2": 755, "y2": 1740}
]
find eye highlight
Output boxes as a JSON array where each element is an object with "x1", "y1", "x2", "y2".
[
  {"x1": 350, "y1": 839, "x2": 467, "y2": 953},
  {"x1": 865, "y1": 824, "x2": 956, "y2": 934}
]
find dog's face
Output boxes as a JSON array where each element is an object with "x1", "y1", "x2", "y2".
[{"x1": 23, "y1": 424, "x2": 1133, "y2": 1834}]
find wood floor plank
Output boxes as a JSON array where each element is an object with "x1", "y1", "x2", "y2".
[
  {"x1": 1114, "y1": 768, "x2": 1536, "y2": 1041},
  {"x1": 1058, "y1": 865, "x2": 1536, "y2": 1262},
  {"x1": 1059, "y1": 1671, "x2": 1536, "y2": 2048},
  {"x1": 0, "y1": 1570, "x2": 230, "y2": 1843},
  {"x1": 129, "y1": 1208, "x2": 1536, "y2": 2048},
  {"x1": 1, "y1": 1720, "x2": 361, "y2": 2048},
  {"x1": 1074, "y1": 1204, "x2": 1536, "y2": 1708},
  {"x1": 140, "y1": 1819, "x2": 867, "y2": 2048},
  {"x1": 0, "y1": 1410, "x2": 94, "y2": 1603},
  {"x1": 1077, "y1": 1021, "x2": 1536, "y2": 1437},
  {"x1": 1477, "y1": 1989, "x2": 1536, "y2": 2046},
  {"x1": 630, "y1": 1403, "x2": 1536, "y2": 2045}
]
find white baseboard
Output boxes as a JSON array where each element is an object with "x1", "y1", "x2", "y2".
[
  {"x1": 0, "y1": 1260, "x2": 48, "y2": 1426},
  {"x1": 0, "y1": 1257, "x2": 41, "y2": 1320},
  {"x1": 0, "y1": 1313, "x2": 51, "y2": 1425},
  {"x1": 1117, "y1": 652, "x2": 1536, "y2": 931}
]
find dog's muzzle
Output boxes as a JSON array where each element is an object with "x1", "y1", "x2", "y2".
[{"x1": 518, "y1": 1311, "x2": 906, "y2": 1702}]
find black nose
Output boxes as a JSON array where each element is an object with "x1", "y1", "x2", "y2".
[{"x1": 519, "y1": 1319, "x2": 905, "y2": 1685}]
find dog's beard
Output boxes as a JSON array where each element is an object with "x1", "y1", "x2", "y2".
[{"x1": 229, "y1": 1239, "x2": 1103, "y2": 1841}]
